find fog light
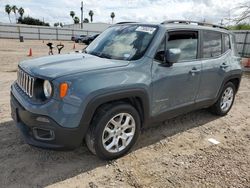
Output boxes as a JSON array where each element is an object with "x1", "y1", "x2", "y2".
[
  {"x1": 33, "y1": 128, "x2": 55, "y2": 141},
  {"x1": 36, "y1": 117, "x2": 50, "y2": 123}
]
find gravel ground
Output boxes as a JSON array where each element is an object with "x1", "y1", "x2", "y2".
[{"x1": 0, "y1": 39, "x2": 249, "y2": 188}]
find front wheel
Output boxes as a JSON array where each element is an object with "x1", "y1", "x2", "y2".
[
  {"x1": 85, "y1": 103, "x2": 141, "y2": 160},
  {"x1": 210, "y1": 82, "x2": 236, "y2": 116}
]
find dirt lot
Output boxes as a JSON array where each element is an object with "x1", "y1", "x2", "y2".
[{"x1": 0, "y1": 39, "x2": 249, "y2": 188}]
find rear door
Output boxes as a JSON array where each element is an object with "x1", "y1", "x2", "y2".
[
  {"x1": 196, "y1": 30, "x2": 232, "y2": 102},
  {"x1": 152, "y1": 30, "x2": 202, "y2": 117}
]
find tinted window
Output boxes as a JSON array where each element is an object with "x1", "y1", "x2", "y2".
[
  {"x1": 230, "y1": 34, "x2": 239, "y2": 56},
  {"x1": 223, "y1": 34, "x2": 231, "y2": 52},
  {"x1": 154, "y1": 31, "x2": 198, "y2": 62},
  {"x1": 203, "y1": 31, "x2": 222, "y2": 58},
  {"x1": 166, "y1": 31, "x2": 198, "y2": 61}
]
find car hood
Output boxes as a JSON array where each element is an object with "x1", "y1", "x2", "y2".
[{"x1": 19, "y1": 53, "x2": 129, "y2": 79}]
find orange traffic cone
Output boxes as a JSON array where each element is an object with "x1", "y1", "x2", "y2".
[
  {"x1": 28, "y1": 48, "x2": 32, "y2": 56},
  {"x1": 73, "y1": 43, "x2": 76, "y2": 49}
]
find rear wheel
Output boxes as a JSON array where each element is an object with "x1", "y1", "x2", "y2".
[
  {"x1": 210, "y1": 82, "x2": 236, "y2": 116},
  {"x1": 85, "y1": 103, "x2": 141, "y2": 160}
]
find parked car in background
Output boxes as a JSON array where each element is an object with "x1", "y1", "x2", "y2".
[
  {"x1": 81, "y1": 34, "x2": 99, "y2": 45},
  {"x1": 71, "y1": 35, "x2": 78, "y2": 41},
  {"x1": 73, "y1": 35, "x2": 87, "y2": 43}
]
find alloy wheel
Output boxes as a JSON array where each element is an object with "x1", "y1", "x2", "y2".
[{"x1": 102, "y1": 113, "x2": 136, "y2": 153}]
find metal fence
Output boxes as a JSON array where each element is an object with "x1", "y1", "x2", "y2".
[
  {"x1": 0, "y1": 24, "x2": 249, "y2": 56},
  {"x1": 0, "y1": 23, "x2": 109, "y2": 41},
  {"x1": 233, "y1": 30, "x2": 250, "y2": 58}
]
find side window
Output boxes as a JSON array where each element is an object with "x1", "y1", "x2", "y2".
[
  {"x1": 202, "y1": 31, "x2": 222, "y2": 58},
  {"x1": 223, "y1": 34, "x2": 231, "y2": 52},
  {"x1": 166, "y1": 31, "x2": 198, "y2": 62},
  {"x1": 230, "y1": 34, "x2": 239, "y2": 56},
  {"x1": 154, "y1": 31, "x2": 198, "y2": 62}
]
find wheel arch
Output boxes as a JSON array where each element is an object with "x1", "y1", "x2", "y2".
[
  {"x1": 79, "y1": 88, "x2": 151, "y2": 135},
  {"x1": 216, "y1": 73, "x2": 242, "y2": 101},
  {"x1": 227, "y1": 77, "x2": 240, "y2": 92}
]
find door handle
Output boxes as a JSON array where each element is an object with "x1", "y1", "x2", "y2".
[
  {"x1": 189, "y1": 67, "x2": 200, "y2": 75},
  {"x1": 220, "y1": 63, "x2": 229, "y2": 69}
]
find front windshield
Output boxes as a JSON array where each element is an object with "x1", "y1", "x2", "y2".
[{"x1": 85, "y1": 25, "x2": 157, "y2": 61}]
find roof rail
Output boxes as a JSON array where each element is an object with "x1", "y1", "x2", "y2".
[
  {"x1": 161, "y1": 20, "x2": 228, "y2": 30},
  {"x1": 115, "y1": 22, "x2": 138, "y2": 25}
]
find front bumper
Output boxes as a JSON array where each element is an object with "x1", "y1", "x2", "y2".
[{"x1": 10, "y1": 92, "x2": 85, "y2": 150}]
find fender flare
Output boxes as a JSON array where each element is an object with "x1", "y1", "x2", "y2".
[
  {"x1": 78, "y1": 88, "x2": 151, "y2": 134},
  {"x1": 215, "y1": 73, "x2": 242, "y2": 101}
]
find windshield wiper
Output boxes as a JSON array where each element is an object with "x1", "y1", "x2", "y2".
[
  {"x1": 87, "y1": 51, "x2": 112, "y2": 59},
  {"x1": 98, "y1": 53, "x2": 112, "y2": 59}
]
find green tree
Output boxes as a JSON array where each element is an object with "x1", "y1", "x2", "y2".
[
  {"x1": 59, "y1": 22, "x2": 63, "y2": 27},
  {"x1": 18, "y1": 7, "x2": 25, "y2": 19},
  {"x1": 110, "y1": 12, "x2": 115, "y2": 24},
  {"x1": 12, "y1": 5, "x2": 18, "y2": 23},
  {"x1": 17, "y1": 16, "x2": 50, "y2": 26},
  {"x1": 84, "y1": 18, "x2": 89, "y2": 23},
  {"x1": 89, "y1": 10, "x2": 94, "y2": 22},
  {"x1": 74, "y1": 16, "x2": 80, "y2": 24},
  {"x1": 228, "y1": 23, "x2": 250, "y2": 30},
  {"x1": 5, "y1": 4, "x2": 12, "y2": 23},
  {"x1": 70, "y1": 11, "x2": 75, "y2": 23},
  {"x1": 54, "y1": 22, "x2": 59, "y2": 27}
]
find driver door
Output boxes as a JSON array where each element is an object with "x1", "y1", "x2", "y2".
[{"x1": 151, "y1": 30, "x2": 202, "y2": 117}]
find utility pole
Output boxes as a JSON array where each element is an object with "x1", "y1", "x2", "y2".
[
  {"x1": 81, "y1": 1, "x2": 83, "y2": 29},
  {"x1": 220, "y1": 19, "x2": 223, "y2": 25}
]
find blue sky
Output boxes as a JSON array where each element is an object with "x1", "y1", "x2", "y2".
[{"x1": 0, "y1": 0, "x2": 248, "y2": 25}]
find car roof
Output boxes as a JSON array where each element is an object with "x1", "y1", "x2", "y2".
[
  {"x1": 162, "y1": 23, "x2": 231, "y2": 34},
  {"x1": 115, "y1": 21, "x2": 231, "y2": 34}
]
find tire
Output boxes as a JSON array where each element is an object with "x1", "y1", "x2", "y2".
[
  {"x1": 210, "y1": 82, "x2": 236, "y2": 116},
  {"x1": 85, "y1": 103, "x2": 141, "y2": 160}
]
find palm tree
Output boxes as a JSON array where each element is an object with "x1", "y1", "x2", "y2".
[
  {"x1": 18, "y1": 7, "x2": 25, "y2": 19},
  {"x1": 74, "y1": 16, "x2": 80, "y2": 24},
  {"x1": 89, "y1": 10, "x2": 94, "y2": 23},
  {"x1": 110, "y1": 12, "x2": 115, "y2": 24},
  {"x1": 54, "y1": 22, "x2": 59, "y2": 27},
  {"x1": 70, "y1": 11, "x2": 75, "y2": 23},
  {"x1": 12, "y1": 5, "x2": 18, "y2": 23},
  {"x1": 5, "y1": 4, "x2": 12, "y2": 23}
]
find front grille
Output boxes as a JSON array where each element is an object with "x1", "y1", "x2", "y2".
[{"x1": 17, "y1": 68, "x2": 35, "y2": 98}]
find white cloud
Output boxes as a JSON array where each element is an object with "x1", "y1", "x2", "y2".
[{"x1": 0, "y1": 0, "x2": 249, "y2": 25}]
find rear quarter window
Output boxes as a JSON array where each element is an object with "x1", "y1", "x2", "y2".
[
  {"x1": 223, "y1": 34, "x2": 231, "y2": 52},
  {"x1": 230, "y1": 34, "x2": 240, "y2": 56},
  {"x1": 202, "y1": 31, "x2": 222, "y2": 58}
]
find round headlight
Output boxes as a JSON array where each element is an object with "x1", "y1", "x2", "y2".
[{"x1": 43, "y1": 80, "x2": 52, "y2": 98}]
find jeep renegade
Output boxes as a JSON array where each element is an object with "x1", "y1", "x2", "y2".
[{"x1": 11, "y1": 20, "x2": 242, "y2": 160}]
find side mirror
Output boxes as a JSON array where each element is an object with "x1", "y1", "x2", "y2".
[{"x1": 164, "y1": 48, "x2": 181, "y2": 67}]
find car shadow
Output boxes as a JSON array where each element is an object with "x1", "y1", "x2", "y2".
[
  {"x1": 136, "y1": 109, "x2": 219, "y2": 150},
  {"x1": 0, "y1": 109, "x2": 219, "y2": 187}
]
